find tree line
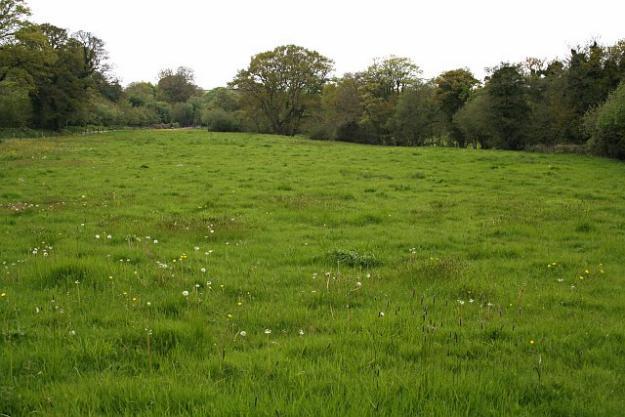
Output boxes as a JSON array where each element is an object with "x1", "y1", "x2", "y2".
[{"x1": 1, "y1": 0, "x2": 624, "y2": 159}]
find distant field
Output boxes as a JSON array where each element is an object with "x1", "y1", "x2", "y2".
[{"x1": 1, "y1": 130, "x2": 624, "y2": 416}]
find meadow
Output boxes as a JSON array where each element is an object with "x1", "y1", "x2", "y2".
[{"x1": 1, "y1": 130, "x2": 624, "y2": 416}]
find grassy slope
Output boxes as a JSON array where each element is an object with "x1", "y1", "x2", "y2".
[{"x1": 1, "y1": 130, "x2": 624, "y2": 416}]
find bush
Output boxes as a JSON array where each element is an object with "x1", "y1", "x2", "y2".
[
  {"x1": 585, "y1": 81, "x2": 625, "y2": 159},
  {"x1": 307, "y1": 123, "x2": 333, "y2": 140},
  {"x1": 390, "y1": 86, "x2": 445, "y2": 146},
  {"x1": 124, "y1": 106, "x2": 160, "y2": 127},
  {"x1": 202, "y1": 108, "x2": 242, "y2": 132},
  {"x1": 326, "y1": 249, "x2": 380, "y2": 268},
  {"x1": 453, "y1": 91, "x2": 497, "y2": 148},
  {"x1": 171, "y1": 102, "x2": 196, "y2": 127},
  {"x1": 90, "y1": 98, "x2": 124, "y2": 126}
]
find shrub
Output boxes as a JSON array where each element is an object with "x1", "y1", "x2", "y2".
[
  {"x1": 326, "y1": 249, "x2": 380, "y2": 268},
  {"x1": 124, "y1": 106, "x2": 160, "y2": 127},
  {"x1": 453, "y1": 91, "x2": 497, "y2": 148},
  {"x1": 171, "y1": 102, "x2": 196, "y2": 127},
  {"x1": 307, "y1": 123, "x2": 333, "y2": 140},
  {"x1": 585, "y1": 81, "x2": 625, "y2": 160},
  {"x1": 202, "y1": 108, "x2": 242, "y2": 132}
]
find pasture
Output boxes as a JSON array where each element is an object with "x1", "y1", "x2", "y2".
[{"x1": 1, "y1": 130, "x2": 624, "y2": 416}]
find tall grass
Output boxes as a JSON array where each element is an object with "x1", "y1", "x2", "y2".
[{"x1": 1, "y1": 130, "x2": 624, "y2": 416}]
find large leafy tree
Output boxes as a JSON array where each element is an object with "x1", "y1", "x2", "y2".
[
  {"x1": 313, "y1": 74, "x2": 364, "y2": 141},
  {"x1": 0, "y1": 0, "x2": 30, "y2": 44},
  {"x1": 453, "y1": 88, "x2": 497, "y2": 148},
  {"x1": 454, "y1": 65, "x2": 531, "y2": 150},
  {"x1": 30, "y1": 27, "x2": 109, "y2": 129},
  {"x1": 358, "y1": 56, "x2": 421, "y2": 143},
  {"x1": 563, "y1": 42, "x2": 625, "y2": 143},
  {"x1": 0, "y1": 23, "x2": 54, "y2": 127},
  {"x1": 157, "y1": 67, "x2": 199, "y2": 103},
  {"x1": 434, "y1": 69, "x2": 479, "y2": 146},
  {"x1": 391, "y1": 83, "x2": 444, "y2": 146},
  {"x1": 523, "y1": 58, "x2": 575, "y2": 146},
  {"x1": 230, "y1": 44, "x2": 334, "y2": 136},
  {"x1": 1, "y1": 24, "x2": 108, "y2": 129},
  {"x1": 360, "y1": 56, "x2": 421, "y2": 100},
  {"x1": 485, "y1": 63, "x2": 531, "y2": 150},
  {"x1": 435, "y1": 69, "x2": 479, "y2": 118}
]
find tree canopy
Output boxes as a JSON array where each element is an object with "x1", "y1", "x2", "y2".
[
  {"x1": 2, "y1": 0, "x2": 625, "y2": 160},
  {"x1": 229, "y1": 44, "x2": 334, "y2": 136}
]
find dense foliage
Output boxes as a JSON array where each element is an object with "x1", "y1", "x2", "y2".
[
  {"x1": 585, "y1": 80, "x2": 625, "y2": 159},
  {"x1": 229, "y1": 45, "x2": 334, "y2": 136},
  {"x1": 1, "y1": 0, "x2": 625, "y2": 159}
]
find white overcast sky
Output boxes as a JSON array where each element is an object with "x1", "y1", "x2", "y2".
[{"x1": 28, "y1": 0, "x2": 625, "y2": 89}]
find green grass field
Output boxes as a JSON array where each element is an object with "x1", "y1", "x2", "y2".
[{"x1": 1, "y1": 130, "x2": 624, "y2": 416}]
